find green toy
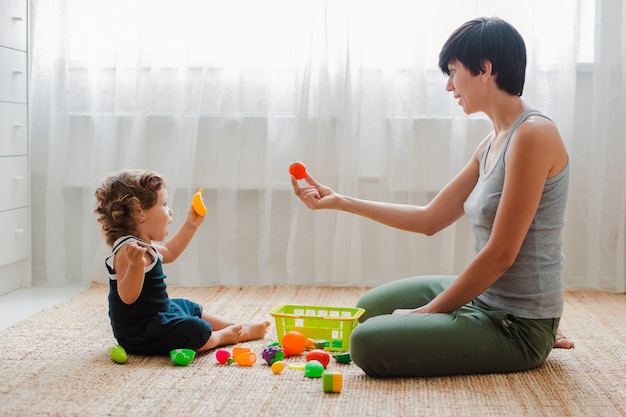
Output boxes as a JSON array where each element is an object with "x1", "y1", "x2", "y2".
[
  {"x1": 110, "y1": 344, "x2": 128, "y2": 364},
  {"x1": 170, "y1": 348, "x2": 196, "y2": 366}
]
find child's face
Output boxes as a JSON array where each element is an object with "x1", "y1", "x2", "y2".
[{"x1": 139, "y1": 188, "x2": 173, "y2": 242}]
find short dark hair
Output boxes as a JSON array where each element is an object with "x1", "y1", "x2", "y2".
[{"x1": 438, "y1": 17, "x2": 527, "y2": 96}]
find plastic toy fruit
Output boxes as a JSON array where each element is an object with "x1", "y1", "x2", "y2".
[
  {"x1": 110, "y1": 344, "x2": 128, "y2": 364},
  {"x1": 233, "y1": 351, "x2": 257, "y2": 366},
  {"x1": 262, "y1": 345, "x2": 286, "y2": 365},
  {"x1": 281, "y1": 331, "x2": 307, "y2": 356},
  {"x1": 333, "y1": 352, "x2": 352, "y2": 364},
  {"x1": 322, "y1": 371, "x2": 343, "y2": 393},
  {"x1": 304, "y1": 360, "x2": 325, "y2": 378},
  {"x1": 170, "y1": 348, "x2": 196, "y2": 366},
  {"x1": 192, "y1": 188, "x2": 208, "y2": 216},
  {"x1": 289, "y1": 161, "x2": 307, "y2": 180},
  {"x1": 215, "y1": 349, "x2": 231, "y2": 364},
  {"x1": 271, "y1": 360, "x2": 285, "y2": 374},
  {"x1": 306, "y1": 349, "x2": 330, "y2": 368}
]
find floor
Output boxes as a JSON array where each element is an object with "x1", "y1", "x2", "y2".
[{"x1": 0, "y1": 285, "x2": 87, "y2": 331}]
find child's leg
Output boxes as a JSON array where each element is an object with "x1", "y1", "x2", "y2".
[{"x1": 199, "y1": 311, "x2": 270, "y2": 347}]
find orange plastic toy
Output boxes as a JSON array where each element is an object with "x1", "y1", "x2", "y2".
[
  {"x1": 281, "y1": 331, "x2": 307, "y2": 356},
  {"x1": 192, "y1": 188, "x2": 208, "y2": 216},
  {"x1": 289, "y1": 161, "x2": 307, "y2": 180}
]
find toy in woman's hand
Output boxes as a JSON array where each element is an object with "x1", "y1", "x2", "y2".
[
  {"x1": 262, "y1": 345, "x2": 286, "y2": 365},
  {"x1": 170, "y1": 348, "x2": 196, "y2": 366},
  {"x1": 192, "y1": 188, "x2": 208, "y2": 216},
  {"x1": 281, "y1": 331, "x2": 307, "y2": 356},
  {"x1": 289, "y1": 161, "x2": 307, "y2": 180}
]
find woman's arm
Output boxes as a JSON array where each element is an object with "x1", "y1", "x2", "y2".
[
  {"x1": 292, "y1": 138, "x2": 485, "y2": 236},
  {"x1": 397, "y1": 117, "x2": 567, "y2": 314}
]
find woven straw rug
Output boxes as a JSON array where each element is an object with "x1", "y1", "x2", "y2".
[{"x1": 0, "y1": 283, "x2": 624, "y2": 417}]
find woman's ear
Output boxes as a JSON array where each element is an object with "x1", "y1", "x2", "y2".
[{"x1": 479, "y1": 59, "x2": 494, "y2": 82}]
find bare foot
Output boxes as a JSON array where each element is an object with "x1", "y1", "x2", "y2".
[
  {"x1": 239, "y1": 321, "x2": 271, "y2": 342},
  {"x1": 198, "y1": 324, "x2": 243, "y2": 351},
  {"x1": 553, "y1": 329, "x2": 575, "y2": 349}
]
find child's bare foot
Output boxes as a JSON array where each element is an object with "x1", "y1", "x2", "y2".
[
  {"x1": 553, "y1": 329, "x2": 575, "y2": 349},
  {"x1": 239, "y1": 321, "x2": 271, "y2": 342},
  {"x1": 198, "y1": 324, "x2": 243, "y2": 351}
]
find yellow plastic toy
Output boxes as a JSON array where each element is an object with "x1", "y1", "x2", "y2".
[{"x1": 192, "y1": 188, "x2": 208, "y2": 216}]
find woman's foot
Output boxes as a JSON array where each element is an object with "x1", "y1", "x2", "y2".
[{"x1": 553, "y1": 329, "x2": 575, "y2": 349}]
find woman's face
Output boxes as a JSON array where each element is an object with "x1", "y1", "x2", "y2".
[
  {"x1": 139, "y1": 188, "x2": 173, "y2": 243},
  {"x1": 445, "y1": 60, "x2": 483, "y2": 114}
]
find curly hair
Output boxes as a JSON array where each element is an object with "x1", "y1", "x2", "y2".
[{"x1": 94, "y1": 169, "x2": 166, "y2": 247}]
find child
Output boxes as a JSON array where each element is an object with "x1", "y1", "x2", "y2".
[{"x1": 94, "y1": 169, "x2": 270, "y2": 355}]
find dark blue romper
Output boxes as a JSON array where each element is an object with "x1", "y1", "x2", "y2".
[{"x1": 106, "y1": 236, "x2": 212, "y2": 355}]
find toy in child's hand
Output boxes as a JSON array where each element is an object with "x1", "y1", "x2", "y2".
[
  {"x1": 170, "y1": 348, "x2": 196, "y2": 366},
  {"x1": 281, "y1": 331, "x2": 307, "y2": 356},
  {"x1": 110, "y1": 344, "x2": 128, "y2": 364},
  {"x1": 289, "y1": 161, "x2": 307, "y2": 180},
  {"x1": 192, "y1": 188, "x2": 208, "y2": 216}
]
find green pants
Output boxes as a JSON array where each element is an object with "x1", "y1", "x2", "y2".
[{"x1": 350, "y1": 276, "x2": 559, "y2": 377}]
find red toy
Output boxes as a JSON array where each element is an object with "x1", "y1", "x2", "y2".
[
  {"x1": 289, "y1": 161, "x2": 307, "y2": 180},
  {"x1": 306, "y1": 349, "x2": 330, "y2": 368}
]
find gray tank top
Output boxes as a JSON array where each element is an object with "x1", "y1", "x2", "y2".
[{"x1": 464, "y1": 109, "x2": 569, "y2": 319}]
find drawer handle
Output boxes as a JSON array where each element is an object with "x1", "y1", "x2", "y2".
[
  {"x1": 13, "y1": 70, "x2": 24, "y2": 75},
  {"x1": 13, "y1": 123, "x2": 24, "y2": 128},
  {"x1": 12, "y1": 16, "x2": 24, "y2": 22},
  {"x1": 15, "y1": 229, "x2": 25, "y2": 234},
  {"x1": 13, "y1": 175, "x2": 25, "y2": 181}
]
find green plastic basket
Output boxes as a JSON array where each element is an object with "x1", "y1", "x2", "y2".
[{"x1": 269, "y1": 304, "x2": 365, "y2": 352}]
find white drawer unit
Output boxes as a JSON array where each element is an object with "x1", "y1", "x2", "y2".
[
  {"x1": 0, "y1": 102, "x2": 27, "y2": 156},
  {"x1": 0, "y1": 207, "x2": 29, "y2": 267},
  {"x1": 0, "y1": 46, "x2": 27, "y2": 103},
  {"x1": 0, "y1": 0, "x2": 30, "y2": 295},
  {"x1": 0, "y1": 156, "x2": 28, "y2": 211},
  {"x1": 0, "y1": 0, "x2": 27, "y2": 51}
]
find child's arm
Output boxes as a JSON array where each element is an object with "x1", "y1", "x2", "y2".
[
  {"x1": 114, "y1": 241, "x2": 148, "y2": 305},
  {"x1": 157, "y1": 205, "x2": 204, "y2": 264}
]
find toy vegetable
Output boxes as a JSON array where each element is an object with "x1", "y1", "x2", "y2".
[
  {"x1": 192, "y1": 188, "x2": 208, "y2": 216},
  {"x1": 289, "y1": 161, "x2": 307, "y2": 180}
]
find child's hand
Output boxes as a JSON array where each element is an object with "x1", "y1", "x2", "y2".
[
  {"x1": 186, "y1": 205, "x2": 206, "y2": 228},
  {"x1": 123, "y1": 242, "x2": 148, "y2": 267}
]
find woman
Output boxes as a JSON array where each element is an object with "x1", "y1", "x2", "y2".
[{"x1": 291, "y1": 17, "x2": 573, "y2": 377}]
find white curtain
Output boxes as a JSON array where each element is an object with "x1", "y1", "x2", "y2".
[
  {"x1": 28, "y1": 0, "x2": 624, "y2": 291},
  {"x1": 562, "y1": 0, "x2": 626, "y2": 292}
]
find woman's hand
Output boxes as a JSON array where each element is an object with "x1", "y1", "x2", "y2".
[
  {"x1": 392, "y1": 305, "x2": 431, "y2": 315},
  {"x1": 291, "y1": 171, "x2": 341, "y2": 210}
]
